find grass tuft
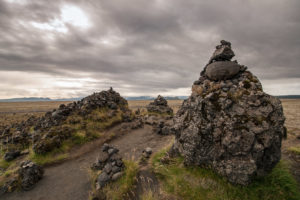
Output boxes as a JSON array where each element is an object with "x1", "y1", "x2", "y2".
[
  {"x1": 152, "y1": 149, "x2": 300, "y2": 200},
  {"x1": 29, "y1": 147, "x2": 68, "y2": 166},
  {"x1": 288, "y1": 146, "x2": 300, "y2": 155}
]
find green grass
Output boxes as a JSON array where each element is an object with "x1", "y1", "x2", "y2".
[
  {"x1": 90, "y1": 160, "x2": 139, "y2": 200},
  {"x1": 288, "y1": 146, "x2": 300, "y2": 155},
  {"x1": 141, "y1": 191, "x2": 156, "y2": 200},
  {"x1": 29, "y1": 147, "x2": 68, "y2": 166},
  {"x1": 0, "y1": 159, "x2": 12, "y2": 170},
  {"x1": 152, "y1": 149, "x2": 300, "y2": 200}
]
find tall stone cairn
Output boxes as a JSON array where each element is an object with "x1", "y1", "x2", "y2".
[{"x1": 171, "y1": 40, "x2": 286, "y2": 185}]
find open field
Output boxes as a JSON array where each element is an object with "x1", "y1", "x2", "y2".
[{"x1": 0, "y1": 99, "x2": 299, "y2": 132}]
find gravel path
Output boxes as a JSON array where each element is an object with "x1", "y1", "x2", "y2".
[{"x1": 2, "y1": 125, "x2": 173, "y2": 200}]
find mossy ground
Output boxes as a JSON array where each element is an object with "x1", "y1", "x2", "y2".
[
  {"x1": 89, "y1": 160, "x2": 139, "y2": 200},
  {"x1": 151, "y1": 149, "x2": 300, "y2": 200}
]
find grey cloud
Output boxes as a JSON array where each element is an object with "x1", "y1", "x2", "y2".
[{"x1": 0, "y1": 0, "x2": 300, "y2": 98}]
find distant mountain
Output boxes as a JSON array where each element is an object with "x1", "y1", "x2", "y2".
[
  {"x1": 125, "y1": 96, "x2": 188, "y2": 100},
  {"x1": 0, "y1": 97, "x2": 82, "y2": 102},
  {"x1": 1, "y1": 95, "x2": 298, "y2": 102},
  {"x1": 0, "y1": 97, "x2": 52, "y2": 102}
]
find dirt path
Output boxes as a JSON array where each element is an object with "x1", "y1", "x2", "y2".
[{"x1": 2, "y1": 125, "x2": 173, "y2": 200}]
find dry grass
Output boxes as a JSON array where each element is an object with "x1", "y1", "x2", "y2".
[{"x1": 0, "y1": 100, "x2": 183, "y2": 130}]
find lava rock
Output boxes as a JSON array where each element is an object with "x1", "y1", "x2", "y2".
[
  {"x1": 146, "y1": 95, "x2": 173, "y2": 115},
  {"x1": 18, "y1": 161, "x2": 44, "y2": 191},
  {"x1": 111, "y1": 172, "x2": 124, "y2": 181},
  {"x1": 4, "y1": 150, "x2": 21, "y2": 161},
  {"x1": 93, "y1": 144, "x2": 125, "y2": 189},
  {"x1": 208, "y1": 40, "x2": 235, "y2": 64},
  {"x1": 172, "y1": 40, "x2": 286, "y2": 185},
  {"x1": 142, "y1": 147, "x2": 153, "y2": 158},
  {"x1": 205, "y1": 61, "x2": 242, "y2": 81}
]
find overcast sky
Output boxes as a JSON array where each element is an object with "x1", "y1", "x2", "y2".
[{"x1": 0, "y1": 0, "x2": 299, "y2": 98}]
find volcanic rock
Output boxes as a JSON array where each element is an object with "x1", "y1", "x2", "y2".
[
  {"x1": 171, "y1": 40, "x2": 286, "y2": 185},
  {"x1": 92, "y1": 144, "x2": 125, "y2": 189},
  {"x1": 1, "y1": 88, "x2": 130, "y2": 155},
  {"x1": 3, "y1": 150, "x2": 21, "y2": 161},
  {"x1": 18, "y1": 161, "x2": 44, "y2": 191},
  {"x1": 146, "y1": 95, "x2": 173, "y2": 115}
]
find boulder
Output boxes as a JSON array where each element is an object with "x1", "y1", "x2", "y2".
[
  {"x1": 18, "y1": 161, "x2": 44, "y2": 191},
  {"x1": 172, "y1": 40, "x2": 286, "y2": 185},
  {"x1": 205, "y1": 61, "x2": 245, "y2": 81}
]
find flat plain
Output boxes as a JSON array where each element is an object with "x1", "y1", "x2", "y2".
[{"x1": 0, "y1": 99, "x2": 299, "y2": 133}]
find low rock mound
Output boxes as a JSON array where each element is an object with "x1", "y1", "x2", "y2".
[
  {"x1": 1, "y1": 88, "x2": 131, "y2": 156},
  {"x1": 146, "y1": 95, "x2": 173, "y2": 115},
  {"x1": 172, "y1": 40, "x2": 286, "y2": 185}
]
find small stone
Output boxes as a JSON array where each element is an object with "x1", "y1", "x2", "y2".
[
  {"x1": 144, "y1": 147, "x2": 152, "y2": 154},
  {"x1": 4, "y1": 150, "x2": 21, "y2": 162},
  {"x1": 112, "y1": 166, "x2": 121, "y2": 173},
  {"x1": 97, "y1": 172, "x2": 110, "y2": 188},
  {"x1": 104, "y1": 163, "x2": 112, "y2": 174},
  {"x1": 108, "y1": 147, "x2": 118, "y2": 155},
  {"x1": 111, "y1": 172, "x2": 124, "y2": 181},
  {"x1": 101, "y1": 143, "x2": 109, "y2": 152}
]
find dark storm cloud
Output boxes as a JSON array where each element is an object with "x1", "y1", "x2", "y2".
[{"x1": 0, "y1": 0, "x2": 300, "y2": 98}]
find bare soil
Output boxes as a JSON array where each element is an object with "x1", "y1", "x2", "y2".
[{"x1": 2, "y1": 124, "x2": 173, "y2": 200}]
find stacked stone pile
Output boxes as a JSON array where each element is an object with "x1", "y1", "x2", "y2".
[
  {"x1": 92, "y1": 143, "x2": 125, "y2": 189},
  {"x1": 146, "y1": 95, "x2": 173, "y2": 115},
  {"x1": 0, "y1": 88, "x2": 130, "y2": 156},
  {"x1": 171, "y1": 40, "x2": 286, "y2": 185}
]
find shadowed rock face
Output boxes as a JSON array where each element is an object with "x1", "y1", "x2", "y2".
[{"x1": 172, "y1": 40, "x2": 286, "y2": 185}]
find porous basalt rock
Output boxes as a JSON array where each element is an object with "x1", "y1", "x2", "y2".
[
  {"x1": 146, "y1": 95, "x2": 173, "y2": 115},
  {"x1": 18, "y1": 161, "x2": 44, "y2": 191},
  {"x1": 172, "y1": 40, "x2": 286, "y2": 185}
]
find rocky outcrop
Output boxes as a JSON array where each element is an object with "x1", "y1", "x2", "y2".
[
  {"x1": 146, "y1": 95, "x2": 173, "y2": 115},
  {"x1": 0, "y1": 88, "x2": 130, "y2": 155},
  {"x1": 172, "y1": 40, "x2": 286, "y2": 185},
  {"x1": 92, "y1": 144, "x2": 125, "y2": 189}
]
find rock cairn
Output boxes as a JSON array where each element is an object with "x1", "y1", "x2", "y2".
[
  {"x1": 92, "y1": 143, "x2": 125, "y2": 189},
  {"x1": 0, "y1": 88, "x2": 130, "y2": 156},
  {"x1": 146, "y1": 95, "x2": 173, "y2": 115},
  {"x1": 171, "y1": 40, "x2": 286, "y2": 185}
]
